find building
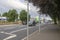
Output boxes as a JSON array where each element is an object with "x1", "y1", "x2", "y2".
[{"x1": 0, "y1": 17, "x2": 7, "y2": 21}]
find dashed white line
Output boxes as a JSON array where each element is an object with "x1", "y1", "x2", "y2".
[{"x1": 10, "y1": 27, "x2": 33, "y2": 33}]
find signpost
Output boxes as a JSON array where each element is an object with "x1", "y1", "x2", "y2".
[
  {"x1": 39, "y1": 14, "x2": 40, "y2": 32},
  {"x1": 25, "y1": 0, "x2": 29, "y2": 40}
]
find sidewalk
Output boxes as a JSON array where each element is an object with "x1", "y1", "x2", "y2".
[{"x1": 24, "y1": 24, "x2": 60, "y2": 40}]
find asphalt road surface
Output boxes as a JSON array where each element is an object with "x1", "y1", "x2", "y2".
[
  {"x1": 0, "y1": 24, "x2": 44, "y2": 40},
  {"x1": 0, "y1": 24, "x2": 59, "y2": 40}
]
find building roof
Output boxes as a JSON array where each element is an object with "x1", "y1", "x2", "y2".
[{"x1": 0, "y1": 17, "x2": 7, "y2": 19}]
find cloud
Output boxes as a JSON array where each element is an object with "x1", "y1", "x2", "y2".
[
  {"x1": 0, "y1": 0, "x2": 39, "y2": 18},
  {"x1": 0, "y1": 0, "x2": 39, "y2": 11},
  {"x1": 0, "y1": 0, "x2": 27, "y2": 10},
  {"x1": 29, "y1": 3, "x2": 39, "y2": 12}
]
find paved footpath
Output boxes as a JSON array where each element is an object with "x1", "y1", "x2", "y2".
[{"x1": 24, "y1": 24, "x2": 60, "y2": 40}]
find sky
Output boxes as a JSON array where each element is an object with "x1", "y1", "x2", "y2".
[
  {"x1": 0, "y1": 0, "x2": 39, "y2": 18},
  {"x1": 0, "y1": 0, "x2": 52, "y2": 20}
]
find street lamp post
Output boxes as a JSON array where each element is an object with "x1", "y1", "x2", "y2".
[
  {"x1": 39, "y1": 14, "x2": 40, "y2": 32},
  {"x1": 25, "y1": 0, "x2": 29, "y2": 40},
  {"x1": 27, "y1": 1, "x2": 29, "y2": 40}
]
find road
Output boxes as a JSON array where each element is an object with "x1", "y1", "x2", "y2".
[
  {"x1": 0, "y1": 24, "x2": 59, "y2": 40},
  {"x1": 0, "y1": 24, "x2": 44, "y2": 40},
  {"x1": 24, "y1": 24, "x2": 60, "y2": 40}
]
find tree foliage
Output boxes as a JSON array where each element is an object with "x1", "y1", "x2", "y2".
[
  {"x1": 0, "y1": 14, "x2": 1, "y2": 16},
  {"x1": 20, "y1": 10, "x2": 30, "y2": 22},
  {"x1": 2, "y1": 9, "x2": 18, "y2": 22},
  {"x1": 28, "y1": 0, "x2": 60, "y2": 24},
  {"x1": 2, "y1": 12, "x2": 8, "y2": 17},
  {"x1": 7, "y1": 9, "x2": 18, "y2": 22}
]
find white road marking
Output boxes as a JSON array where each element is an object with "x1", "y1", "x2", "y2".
[
  {"x1": 3, "y1": 27, "x2": 17, "y2": 30},
  {"x1": 0, "y1": 31, "x2": 16, "y2": 40},
  {"x1": 10, "y1": 27, "x2": 33, "y2": 33},
  {"x1": 0, "y1": 25, "x2": 26, "y2": 30},
  {"x1": 0, "y1": 31, "x2": 15, "y2": 35},
  {"x1": 0, "y1": 27, "x2": 33, "y2": 40},
  {"x1": 3, "y1": 35, "x2": 16, "y2": 40}
]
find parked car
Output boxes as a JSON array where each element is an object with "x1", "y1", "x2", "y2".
[
  {"x1": 22, "y1": 21, "x2": 27, "y2": 25},
  {"x1": 28, "y1": 20, "x2": 36, "y2": 26}
]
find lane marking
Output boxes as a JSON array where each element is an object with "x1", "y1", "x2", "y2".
[
  {"x1": 0, "y1": 27, "x2": 33, "y2": 40},
  {"x1": 0, "y1": 31, "x2": 15, "y2": 35},
  {"x1": 0, "y1": 26, "x2": 33, "y2": 40},
  {"x1": 0, "y1": 31, "x2": 17, "y2": 40},
  {"x1": 0, "y1": 25, "x2": 26, "y2": 30},
  {"x1": 10, "y1": 28, "x2": 27, "y2": 33},
  {"x1": 10, "y1": 27, "x2": 33, "y2": 33},
  {"x1": 3, "y1": 35, "x2": 16, "y2": 40}
]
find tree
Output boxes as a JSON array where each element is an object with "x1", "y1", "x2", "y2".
[
  {"x1": 2, "y1": 12, "x2": 8, "y2": 17},
  {"x1": 19, "y1": 10, "x2": 30, "y2": 24},
  {"x1": 0, "y1": 14, "x2": 1, "y2": 16},
  {"x1": 7, "y1": 9, "x2": 18, "y2": 22},
  {"x1": 28, "y1": 0, "x2": 60, "y2": 24}
]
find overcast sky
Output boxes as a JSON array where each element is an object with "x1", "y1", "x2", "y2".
[
  {"x1": 0, "y1": 0, "x2": 52, "y2": 20},
  {"x1": 0, "y1": 0, "x2": 40, "y2": 18}
]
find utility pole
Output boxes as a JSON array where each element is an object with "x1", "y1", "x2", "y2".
[
  {"x1": 39, "y1": 14, "x2": 40, "y2": 32},
  {"x1": 25, "y1": 0, "x2": 29, "y2": 40},
  {"x1": 27, "y1": 1, "x2": 29, "y2": 40}
]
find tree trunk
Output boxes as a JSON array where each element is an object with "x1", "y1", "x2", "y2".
[
  {"x1": 54, "y1": 18, "x2": 57, "y2": 24},
  {"x1": 53, "y1": 16, "x2": 57, "y2": 24},
  {"x1": 58, "y1": 19, "x2": 60, "y2": 24},
  {"x1": 57, "y1": 15, "x2": 60, "y2": 24}
]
